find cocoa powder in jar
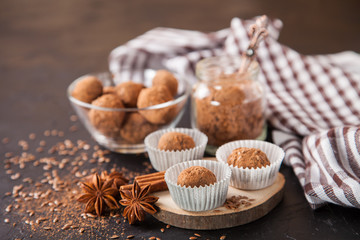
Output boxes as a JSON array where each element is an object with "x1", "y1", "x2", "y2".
[{"x1": 193, "y1": 77, "x2": 265, "y2": 147}]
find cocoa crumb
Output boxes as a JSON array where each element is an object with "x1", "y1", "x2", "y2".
[
  {"x1": 61, "y1": 223, "x2": 72, "y2": 230},
  {"x1": 10, "y1": 173, "x2": 21, "y2": 180},
  {"x1": 70, "y1": 115, "x2": 78, "y2": 122},
  {"x1": 5, "y1": 152, "x2": 14, "y2": 158},
  {"x1": 224, "y1": 195, "x2": 253, "y2": 210},
  {"x1": 2, "y1": 137, "x2": 10, "y2": 144},
  {"x1": 51, "y1": 129, "x2": 58, "y2": 136},
  {"x1": 27, "y1": 210, "x2": 35, "y2": 217},
  {"x1": 69, "y1": 125, "x2": 78, "y2": 132},
  {"x1": 5, "y1": 205, "x2": 12, "y2": 212},
  {"x1": 36, "y1": 147, "x2": 44, "y2": 153},
  {"x1": 23, "y1": 177, "x2": 33, "y2": 184},
  {"x1": 29, "y1": 133, "x2": 36, "y2": 140},
  {"x1": 35, "y1": 217, "x2": 48, "y2": 224}
]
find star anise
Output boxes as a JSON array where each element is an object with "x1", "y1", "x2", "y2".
[
  {"x1": 101, "y1": 171, "x2": 129, "y2": 190},
  {"x1": 119, "y1": 181, "x2": 159, "y2": 224},
  {"x1": 77, "y1": 173, "x2": 119, "y2": 217}
]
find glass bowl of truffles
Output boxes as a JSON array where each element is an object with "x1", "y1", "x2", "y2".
[{"x1": 67, "y1": 69, "x2": 190, "y2": 154}]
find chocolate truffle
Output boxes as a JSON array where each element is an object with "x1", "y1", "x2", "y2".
[
  {"x1": 120, "y1": 112, "x2": 158, "y2": 144},
  {"x1": 72, "y1": 75, "x2": 103, "y2": 103},
  {"x1": 158, "y1": 132, "x2": 195, "y2": 151},
  {"x1": 137, "y1": 85, "x2": 176, "y2": 124},
  {"x1": 88, "y1": 94, "x2": 125, "y2": 138},
  {"x1": 227, "y1": 147, "x2": 270, "y2": 169},
  {"x1": 152, "y1": 70, "x2": 178, "y2": 97},
  {"x1": 115, "y1": 82, "x2": 144, "y2": 107},
  {"x1": 177, "y1": 166, "x2": 217, "y2": 187},
  {"x1": 103, "y1": 86, "x2": 116, "y2": 95}
]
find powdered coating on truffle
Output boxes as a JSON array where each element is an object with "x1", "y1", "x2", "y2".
[
  {"x1": 157, "y1": 132, "x2": 195, "y2": 151},
  {"x1": 88, "y1": 94, "x2": 125, "y2": 138},
  {"x1": 177, "y1": 166, "x2": 217, "y2": 187},
  {"x1": 120, "y1": 112, "x2": 158, "y2": 144},
  {"x1": 72, "y1": 76, "x2": 103, "y2": 103},
  {"x1": 227, "y1": 147, "x2": 270, "y2": 169},
  {"x1": 116, "y1": 82, "x2": 144, "y2": 107},
  {"x1": 137, "y1": 85, "x2": 176, "y2": 124},
  {"x1": 152, "y1": 70, "x2": 178, "y2": 97}
]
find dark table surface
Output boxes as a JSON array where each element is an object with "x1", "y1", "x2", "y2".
[{"x1": 1, "y1": 1, "x2": 360, "y2": 239}]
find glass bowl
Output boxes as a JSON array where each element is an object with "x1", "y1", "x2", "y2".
[{"x1": 67, "y1": 70, "x2": 190, "y2": 154}]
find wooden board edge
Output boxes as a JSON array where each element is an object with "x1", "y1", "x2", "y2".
[{"x1": 152, "y1": 174, "x2": 285, "y2": 230}]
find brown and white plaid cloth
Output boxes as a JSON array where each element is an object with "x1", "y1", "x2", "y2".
[{"x1": 109, "y1": 17, "x2": 360, "y2": 209}]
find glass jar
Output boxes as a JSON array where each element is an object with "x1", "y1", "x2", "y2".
[{"x1": 191, "y1": 55, "x2": 267, "y2": 154}]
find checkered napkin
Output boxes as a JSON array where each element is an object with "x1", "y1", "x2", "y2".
[{"x1": 109, "y1": 17, "x2": 360, "y2": 209}]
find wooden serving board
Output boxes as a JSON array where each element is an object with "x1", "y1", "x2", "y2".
[{"x1": 152, "y1": 173, "x2": 285, "y2": 230}]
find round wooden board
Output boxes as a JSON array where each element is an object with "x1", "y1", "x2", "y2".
[{"x1": 152, "y1": 173, "x2": 285, "y2": 230}]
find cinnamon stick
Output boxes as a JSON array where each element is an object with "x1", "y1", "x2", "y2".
[
  {"x1": 136, "y1": 175, "x2": 165, "y2": 184},
  {"x1": 121, "y1": 171, "x2": 168, "y2": 193},
  {"x1": 134, "y1": 171, "x2": 165, "y2": 181},
  {"x1": 148, "y1": 179, "x2": 168, "y2": 192},
  {"x1": 120, "y1": 180, "x2": 168, "y2": 193}
]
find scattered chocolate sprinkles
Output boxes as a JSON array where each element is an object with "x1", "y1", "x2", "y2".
[
  {"x1": 224, "y1": 195, "x2": 253, "y2": 209},
  {"x1": 1, "y1": 121, "x2": 153, "y2": 239}
]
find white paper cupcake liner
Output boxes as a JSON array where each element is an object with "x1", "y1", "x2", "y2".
[
  {"x1": 165, "y1": 160, "x2": 231, "y2": 212},
  {"x1": 144, "y1": 128, "x2": 208, "y2": 171},
  {"x1": 216, "y1": 140, "x2": 285, "y2": 190}
]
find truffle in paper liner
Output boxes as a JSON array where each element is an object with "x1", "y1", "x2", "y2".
[
  {"x1": 144, "y1": 128, "x2": 207, "y2": 171},
  {"x1": 165, "y1": 160, "x2": 231, "y2": 212},
  {"x1": 216, "y1": 140, "x2": 285, "y2": 190}
]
